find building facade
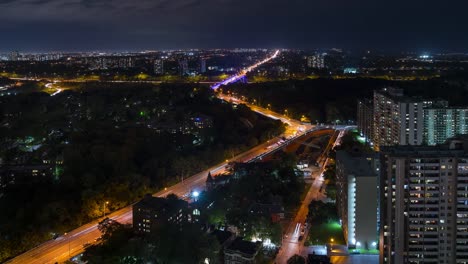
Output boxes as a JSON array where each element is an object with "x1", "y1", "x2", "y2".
[
  {"x1": 179, "y1": 59, "x2": 189, "y2": 76},
  {"x1": 379, "y1": 137, "x2": 468, "y2": 264},
  {"x1": 200, "y1": 58, "x2": 207, "y2": 73},
  {"x1": 336, "y1": 150, "x2": 380, "y2": 249},
  {"x1": 133, "y1": 195, "x2": 189, "y2": 234},
  {"x1": 307, "y1": 53, "x2": 325, "y2": 69},
  {"x1": 154, "y1": 59, "x2": 164, "y2": 75},
  {"x1": 424, "y1": 108, "x2": 468, "y2": 146},
  {"x1": 372, "y1": 88, "x2": 447, "y2": 150},
  {"x1": 357, "y1": 98, "x2": 374, "y2": 145}
]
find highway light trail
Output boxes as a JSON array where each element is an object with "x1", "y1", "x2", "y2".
[{"x1": 211, "y1": 50, "x2": 279, "y2": 90}]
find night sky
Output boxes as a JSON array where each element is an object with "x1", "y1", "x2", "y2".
[{"x1": 1, "y1": 0, "x2": 468, "y2": 52}]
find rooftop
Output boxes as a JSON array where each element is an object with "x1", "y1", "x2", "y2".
[
  {"x1": 211, "y1": 229, "x2": 233, "y2": 246},
  {"x1": 336, "y1": 150, "x2": 378, "y2": 177},
  {"x1": 134, "y1": 194, "x2": 188, "y2": 213},
  {"x1": 380, "y1": 136, "x2": 468, "y2": 156},
  {"x1": 226, "y1": 237, "x2": 261, "y2": 256},
  {"x1": 375, "y1": 87, "x2": 448, "y2": 105}
]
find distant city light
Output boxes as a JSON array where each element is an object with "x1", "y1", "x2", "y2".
[{"x1": 344, "y1": 67, "x2": 358, "y2": 74}]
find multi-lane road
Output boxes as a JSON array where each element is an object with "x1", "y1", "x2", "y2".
[
  {"x1": 211, "y1": 50, "x2": 279, "y2": 90},
  {"x1": 5, "y1": 83, "x2": 312, "y2": 264},
  {"x1": 5, "y1": 49, "x2": 341, "y2": 264},
  {"x1": 217, "y1": 93, "x2": 310, "y2": 137},
  {"x1": 275, "y1": 128, "x2": 349, "y2": 263},
  {"x1": 7, "y1": 117, "x2": 309, "y2": 264}
]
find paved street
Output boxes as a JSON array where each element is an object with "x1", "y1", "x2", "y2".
[
  {"x1": 6, "y1": 94, "x2": 315, "y2": 264},
  {"x1": 275, "y1": 129, "x2": 345, "y2": 263},
  {"x1": 331, "y1": 255, "x2": 379, "y2": 264}
]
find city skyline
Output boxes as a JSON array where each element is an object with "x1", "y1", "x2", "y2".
[
  {"x1": 1, "y1": 0, "x2": 468, "y2": 52},
  {"x1": 2, "y1": 3, "x2": 468, "y2": 262}
]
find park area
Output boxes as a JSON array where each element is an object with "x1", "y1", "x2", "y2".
[{"x1": 306, "y1": 221, "x2": 345, "y2": 246}]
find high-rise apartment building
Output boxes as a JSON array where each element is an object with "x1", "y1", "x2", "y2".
[
  {"x1": 424, "y1": 108, "x2": 468, "y2": 146},
  {"x1": 179, "y1": 59, "x2": 189, "y2": 76},
  {"x1": 307, "y1": 53, "x2": 325, "y2": 69},
  {"x1": 357, "y1": 99, "x2": 374, "y2": 145},
  {"x1": 379, "y1": 137, "x2": 468, "y2": 264},
  {"x1": 372, "y1": 88, "x2": 447, "y2": 150},
  {"x1": 154, "y1": 58, "x2": 164, "y2": 75},
  {"x1": 9, "y1": 51, "x2": 19, "y2": 61},
  {"x1": 336, "y1": 150, "x2": 380, "y2": 249},
  {"x1": 200, "y1": 58, "x2": 207, "y2": 73}
]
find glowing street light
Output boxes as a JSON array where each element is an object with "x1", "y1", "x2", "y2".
[
  {"x1": 192, "y1": 191, "x2": 200, "y2": 198},
  {"x1": 103, "y1": 201, "x2": 109, "y2": 218}
]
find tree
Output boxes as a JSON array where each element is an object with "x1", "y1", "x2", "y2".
[
  {"x1": 287, "y1": 254, "x2": 306, "y2": 264},
  {"x1": 325, "y1": 185, "x2": 337, "y2": 201},
  {"x1": 97, "y1": 218, "x2": 123, "y2": 241}
]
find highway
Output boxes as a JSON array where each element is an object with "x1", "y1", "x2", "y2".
[
  {"x1": 7, "y1": 128, "x2": 303, "y2": 264},
  {"x1": 7, "y1": 119, "x2": 310, "y2": 264},
  {"x1": 7, "y1": 122, "x2": 342, "y2": 264},
  {"x1": 5, "y1": 50, "x2": 301, "y2": 264},
  {"x1": 6, "y1": 49, "x2": 343, "y2": 264},
  {"x1": 8, "y1": 77, "x2": 217, "y2": 85},
  {"x1": 5, "y1": 105, "x2": 348, "y2": 263},
  {"x1": 8, "y1": 110, "x2": 315, "y2": 263},
  {"x1": 211, "y1": 50, "x2": 279, "y2": 90},
  {"x1": 217, "y1": 93, "x2": 311, "y2": 138}
]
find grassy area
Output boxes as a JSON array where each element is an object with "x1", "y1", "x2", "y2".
[
  {"x1": 349, "y1": 248, "x2": 379, "y2": 255},
  {"x1": 307, "y1": 221, "x2": 345, "y2": 245}
]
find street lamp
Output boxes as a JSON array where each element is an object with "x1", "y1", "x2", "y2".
[
  {"x1": 64, "y1": 232, "x2": 70, "y2": 257},
  {"x1": 192, "y1": 191, "x2": 200, "y2": 202},
  {"x1": 330, "y1": 238, "x2": 334, "y2": 251},
  {"x1": 103, "y1": 201, "x2": 109, "y2": 218}
]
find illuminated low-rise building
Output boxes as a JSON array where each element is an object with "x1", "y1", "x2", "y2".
[{"x1": 133, "y1": 195, "x2": 189, "y2": 234}]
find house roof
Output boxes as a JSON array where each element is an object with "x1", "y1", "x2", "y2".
[{"x1": 226, "y1": 237, "x2": 261, "y2": 256}]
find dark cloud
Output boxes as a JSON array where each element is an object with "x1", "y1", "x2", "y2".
[{"x1": 0, "y1": 0, "x2": 467, "y2": 51}]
